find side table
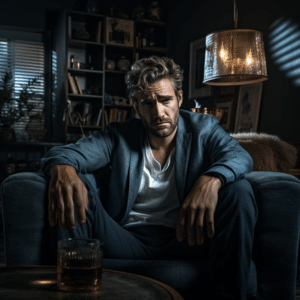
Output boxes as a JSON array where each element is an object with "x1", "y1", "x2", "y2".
[{"x1": 0, "y1": 265, "x2": 183, "y2": 300}]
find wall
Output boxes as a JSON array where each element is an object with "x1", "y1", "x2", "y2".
[
  {"x1": 2, "y1": 0, "x2": 300, "y2": 142},
  {"x1": 0, "y1": 0, "x2": 75, "y2": 30},
  {"x1": 167, "y1": 0, "x2": 300, "y2": 142}
]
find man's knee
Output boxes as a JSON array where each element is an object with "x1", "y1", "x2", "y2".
[
  {"x1": 219, "y1": 179, "x2": 258, "y2": 212},
  {"x1": 221, "y1": 178, "x2": 253, "y2": 197}
]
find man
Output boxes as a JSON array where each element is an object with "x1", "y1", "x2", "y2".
[{"x1": 41, "y1": 56, "x2": 258, "y2": 300}]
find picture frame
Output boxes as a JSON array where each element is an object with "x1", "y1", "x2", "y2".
[
  {"x1": 234, "y1": 82, "x2": 263, "y2": 133},
  {"x1": 214, "y1": 97, "x2": 235, "y2": 132},
  {"x1": 189, "y1": 36, "x2": 212, "y2": 99},
  {"x1": 106, "y1": 17, "x2": 134, "y2": 47},
  {"x1": 220, "y1": 86, "x2": 235, "y2": 96}
]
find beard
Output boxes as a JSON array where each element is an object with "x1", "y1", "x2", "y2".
[{"x1": 136, "y1": 108, "x2": 180, "y2": 138}]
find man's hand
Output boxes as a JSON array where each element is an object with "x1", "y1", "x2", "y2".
[
  {"x1": 48, "y1": 165, "x2": 89, "y2": 231},
  {"x1": 176, "y1": 175, "x2": 222, "y2": 245}
]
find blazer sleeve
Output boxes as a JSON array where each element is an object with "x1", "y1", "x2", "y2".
[
  {"x1": 201, "y1": 117, "x2": 254, "y2": 186},
  {"x1": 41, "y1": 124, "x2": 115, "y2": 176}
]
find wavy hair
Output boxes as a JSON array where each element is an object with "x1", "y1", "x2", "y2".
[{"x1": 125, "y1": 56, "x2": 184, "y2": 102}]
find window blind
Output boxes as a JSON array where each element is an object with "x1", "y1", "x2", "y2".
[{"x1": 0, "y1": 29, "x2": 46, "y2": 142}]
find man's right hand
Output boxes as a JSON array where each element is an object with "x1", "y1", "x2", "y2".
[{"x1": 48, "y1": 165, "x2": 89, "y2": 230}]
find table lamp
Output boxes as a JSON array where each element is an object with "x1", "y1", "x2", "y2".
[{"x1": 203, "y1": 0, "x2": 268, "y2": 86}]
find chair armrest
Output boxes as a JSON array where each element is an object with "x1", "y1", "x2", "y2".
[
  {"x1": 246, "y1": 171, "x2": 300, "y2": 300},
  {"x1": 0, "y1": 172, "x2": 52, "y2": 266}
]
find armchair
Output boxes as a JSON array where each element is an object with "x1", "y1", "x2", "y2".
[
  {"x1": 1, "y1": 169, "x2": 300, "y2": 300},
  {"x1": 1, "y1": 132, "x2": 300, "y2": 300}
]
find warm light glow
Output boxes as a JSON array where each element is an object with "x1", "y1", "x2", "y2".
[
  {"x1": 246, "y1": 50, "x2": 253, "y2": 65},
  {"x1": 220, "y1": 46, "x2": 253, "y2": 66},
  {"x1": 219, "y1": 42, "x2": 228, "y2": 60},
  {"x1": 30, "y1": 280, "x2": 56, "y2": 285}
]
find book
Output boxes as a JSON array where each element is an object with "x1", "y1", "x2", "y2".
[
  {"x1": 116, "y1": 109, "x2": 124, "y2": 122},
  {"x1": 122, "y1": 109, "x2": 128, "y2": 122},
  {"x1": 74, "y1": 76, "x2": 83, "y2": 95},
  {"x1": 68, "y1": 72, "x2": 78, "y2": 94},
  {"x1": 86, "y1": 113, "x2": 93, "y2": 126},
  {"x1": 82, "y1": 103, "x2": 90, "y2": 125},
  {"x1": 95, "y1": 21, "x2": 102, "y2": 43},
  {"x1": 112, "y1": 108, "x2": 118, "y2": 122},
  {"x1": 94, "y1": 108, "x2": 103, "y2": 126},
  {"x1": 109, "y1": 108, "x2": 114, "y2": 123},
  {"x1": 104, "y1": 110, "x2": 109, "y2": 125}
]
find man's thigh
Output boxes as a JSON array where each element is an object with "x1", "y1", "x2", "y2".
[{"x1": 154, "y1": 178, "x2": 257, "y2": 260}]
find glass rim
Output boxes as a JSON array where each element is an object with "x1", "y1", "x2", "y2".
[{"x1": 58, "y1": 238, "x2": 104, "y2": 246}]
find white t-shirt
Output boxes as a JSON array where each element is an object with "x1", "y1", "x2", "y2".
[{"x1": 121, "y1": 134, "x2": 181, "y2": 228}]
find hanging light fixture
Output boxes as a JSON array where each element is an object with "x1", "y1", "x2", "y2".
[{"x1": 203, "y1": 0, "x2": 268, "y2": 85}]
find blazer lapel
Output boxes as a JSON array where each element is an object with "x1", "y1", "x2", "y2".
[
  {"x1": 120, "y1": 124, "x2": 145, "y2": 224},
  {"x1": 175, "y1": 114, "x2": 192, "y2": 206}
]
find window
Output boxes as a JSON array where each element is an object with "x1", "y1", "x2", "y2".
[{"x1": 0, "y1": 27, "x2": 51, "y2": 142}]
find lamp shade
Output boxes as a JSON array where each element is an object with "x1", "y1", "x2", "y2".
[{"x1": 203, "y1": 29, "x2": 268, "y2": 85}]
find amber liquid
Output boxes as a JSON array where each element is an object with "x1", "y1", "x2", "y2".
[{"x1": 57, "y1": 256, "x2": 102, "y2": 292}]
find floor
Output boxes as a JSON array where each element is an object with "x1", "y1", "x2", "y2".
[{"x1": 0, "y1": 210, "x2": 299, "y2": 298}]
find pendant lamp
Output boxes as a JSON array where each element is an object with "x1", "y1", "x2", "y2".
[{"x1": 203, "y1": 0, "x2": 268, "y2": 86}]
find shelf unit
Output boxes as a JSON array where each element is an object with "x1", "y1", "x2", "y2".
[{"x1": 54, "y1": 10, "x2": 168, "y2": 143}]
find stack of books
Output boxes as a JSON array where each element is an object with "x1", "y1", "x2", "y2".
[{"x1": 92, "y1": 107, "x2": 129, "y2": 126}]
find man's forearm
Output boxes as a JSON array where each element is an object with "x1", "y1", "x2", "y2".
[
  {"x1": 48, "y1": 165, "x2": 77, "y2": 178},
  {"x1": 195, "y1": 175, "x2": 223, "y2": 191}
]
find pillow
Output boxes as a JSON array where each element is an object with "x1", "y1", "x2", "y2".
[{"x1": 230, "y1": 132, "x2": 298, "y2": 172}]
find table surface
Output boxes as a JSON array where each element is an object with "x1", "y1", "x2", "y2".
[{"x1": 0, "y1": 265, "x2": 183, "y2": 300}]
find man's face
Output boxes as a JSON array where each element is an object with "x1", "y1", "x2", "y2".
[{"x1": 134, "y1": 77, "x2": 183, "y2": 138}]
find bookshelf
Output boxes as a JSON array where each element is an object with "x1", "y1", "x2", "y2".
[{"x1": 51, "y1": 9, "x2": 168, "y2": 143}]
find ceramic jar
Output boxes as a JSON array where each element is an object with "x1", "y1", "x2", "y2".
[
  {"x1": 106, "y1": 60, "x2": 116, "y2": 70},
  {"x1": 146, "y1": 1, "x2": 164, "y2": 21},
  {"x1": 117, "y1": 56, "x2": 130, "y2": 71}
]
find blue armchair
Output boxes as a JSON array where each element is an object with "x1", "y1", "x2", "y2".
[{"x1": 1, "y1": 169, "x2": 300, "y2": 300}]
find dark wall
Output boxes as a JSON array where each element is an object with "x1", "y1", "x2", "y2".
[
  {"x1": 167, "y1": 0, "x2": 300, "y2": 142},
  {"x1": 0, "y1": 0, "x2": 75, "y2": 30},
  {"x1": 1, "y1": 0, "x2": 299, "y2": 142}
]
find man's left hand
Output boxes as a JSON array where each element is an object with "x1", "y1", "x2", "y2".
[{"x1": 176, "y1": 175, "x2": 222, "y2": 246}]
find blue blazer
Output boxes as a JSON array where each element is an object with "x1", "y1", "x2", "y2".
[{"x1": 41, "y1": 109, "x2": 254, "y2": 224}]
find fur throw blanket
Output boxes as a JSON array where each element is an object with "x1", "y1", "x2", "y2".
[{"x1": 230, "y1": 132, "x2": 298, "y2": 172}]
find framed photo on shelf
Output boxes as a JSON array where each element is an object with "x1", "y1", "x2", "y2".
[
  {"x1": 234, "y1": 82, "x2": 263, "y2": 133},
  {"x1": 189, "y1": 36, "x2": 212, "y2": 99},
  {"x1": 214, "y1": 97, "x2": 235, "y2": 132},
  {"x1": 106, "y1": 17, "x2": 134, "y2": 47},
  {"x1": 220, "y1": 86, "x2": 235, "y2": 96}
]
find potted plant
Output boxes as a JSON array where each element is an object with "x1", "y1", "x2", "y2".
[{"x1": 0, "y1": 70, "x2": 42, "y2": 142}]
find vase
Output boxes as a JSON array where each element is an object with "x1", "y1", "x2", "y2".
[
  {"x1": 132, "y1": 3, "x2": 145, "y2": 20},
  {"x1": 106, "y1": 60, "x2": 116, "y2": 70},
  {"x1": 0, "y1": 127, "x2": 16, "y2": 142},
  {"x1": 117, "y1": 56, "x2": 130, "y2": 71},
  {"x1": 86, "y1": 0, "x2": 99, "y2": 14},
  {"x1": 146, "y1": 1, "x2": 164, "y2": 21}
]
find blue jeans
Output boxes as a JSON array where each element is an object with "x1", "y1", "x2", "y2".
[{"x1": 49, "y1": 174, "x2": 258, "y2": 300}]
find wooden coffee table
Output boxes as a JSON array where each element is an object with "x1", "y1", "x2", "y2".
[{"x1": 0, "y1": 265, "x2": 183, "y2": 299}]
